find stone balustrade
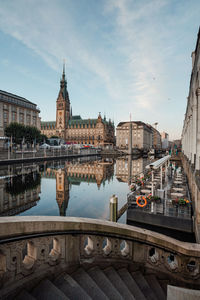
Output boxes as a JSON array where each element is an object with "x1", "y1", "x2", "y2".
[{"x1": 0, "y1": 216, "x2": 200, "y2": 298}]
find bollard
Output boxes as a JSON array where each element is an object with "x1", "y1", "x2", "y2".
[{"x1": 110, "y1": 194, "x2": 118, "y2": 222}]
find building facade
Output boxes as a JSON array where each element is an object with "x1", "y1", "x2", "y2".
[
  {"x1": 182, "y1": 28, "x2": 200, "y2": 169},
  {"x1": 0, "y1": 90, "x2": 41, "y2": 138},
  {"x1": 161, "y1": 132, "x2": 169, "y2": 149},
  {"x1": 41, "y1": 67, "x2": 115, "y2": 147},
  {"x1": 147, "y1": 125, "x2": 162, "y2": 149},
  {"x1": 116, "y1": 121, "x2": 152, "y2": 150}
]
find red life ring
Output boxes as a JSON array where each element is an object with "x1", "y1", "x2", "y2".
[{"x1": 136, "y1": 196, "x2": 147, "y2": 207}]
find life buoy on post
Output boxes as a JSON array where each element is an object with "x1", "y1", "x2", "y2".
[{"x1": 136, "y1": 196, "x2": 147, "y2": 207}]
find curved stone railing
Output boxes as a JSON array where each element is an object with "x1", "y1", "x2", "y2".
[{"x1": 0, "y1": 216, "x2": 200, "y2": 297}]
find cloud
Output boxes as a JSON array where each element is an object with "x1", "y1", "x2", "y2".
[
  {"x1": 0, "y1": 0, "x2": 170, "y2": 112},
  {"x1": 0, "y1": 0, "x2": 199, "y2": 139},
  {"x1": 104, "y1": 0, "x2": 170, "y2": 111},
  {"x1": 0, "y1": 0, "x2": 121, "y2": 102}
]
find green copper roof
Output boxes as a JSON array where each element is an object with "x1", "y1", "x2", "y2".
[
  {"x1": 68, "y1": 117, "x2": 114, "y2": 128},
  {"x1": 41, "y1": 121, "x2": 56, "y2": 129},
  {"x1": 71, "y1": 115, "x2": 81, "y2": 120},
  {"x1": 69, "y1": 118, "x2": 97, "y2": 125},
  {"x1": 41, "y1": 121, "x2": 56, "y2": 124}
]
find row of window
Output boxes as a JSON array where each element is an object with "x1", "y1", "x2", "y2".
[
  {"x1": 67, "y1": 134, "x2": 103, "y2": 140},
  {"x1": 3, "y1": 110, "x2": 37, "y2": 126},
  {"x1": 3, "y1": 104, "x2": 37, "y2": 115},
  {"x1": 68, "y1": 123, "x2": 97, "y2": 129},
  {"x1": 0, "y1": 94, "x2": 37, "y2": 110}
]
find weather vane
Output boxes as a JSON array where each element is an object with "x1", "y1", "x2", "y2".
[{"x1": 63, "y1": 58, "x2": 66, "y2": 74}]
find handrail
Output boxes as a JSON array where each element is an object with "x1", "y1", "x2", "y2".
[
  {"x1": 0, "y1": 216, "x2": 200, "y2": 298},
  {"x1": 145, "y1": 155, "x2": 171, "y2": 170},
  {"x1": 0, "y1": 216, "x2": 199, "y2": 255}
]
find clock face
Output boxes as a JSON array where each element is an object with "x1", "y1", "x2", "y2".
[{"x1": 57, "y1": 111, "x2": 64, "y2": 127}]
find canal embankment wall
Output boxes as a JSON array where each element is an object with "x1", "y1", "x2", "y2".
[
  {"x1": 0, "y1": 152, "x2": 99, "y2": 166},
  {"x1": 0, "y1": 148, "x2": 124, "y2": 166},
  {"x1": 181, "y1": 153, "x2": 200, "y2": 242}
]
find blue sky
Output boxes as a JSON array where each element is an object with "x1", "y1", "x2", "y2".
[{"x1": 0, "y1": 0, "x2": 199, "y2": 140}]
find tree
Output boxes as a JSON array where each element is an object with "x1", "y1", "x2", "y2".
[
  {"x1": 25, "y1": 126, "x2": 40, "y2": 143},
  {"x1": 38, "y1": 134, "x2": 48, "y2": 143},
  {"x1": 5, "y1": 122, "x2": 25, "y2": 144},
  {"x1": 5, "y1": 123, "x2": 48, "y2": 145}
]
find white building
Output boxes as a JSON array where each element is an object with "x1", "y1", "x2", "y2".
[
  {"x1": 182, "y1": 28, "x2": 200, "y2": 169},
  {"x1": 147, "y1": 125, "x2": 162, "y2": 149}
]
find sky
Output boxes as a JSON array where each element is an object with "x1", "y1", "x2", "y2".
[{"x1": 0, "y1": 0, "x2": 199, "y2": 140}]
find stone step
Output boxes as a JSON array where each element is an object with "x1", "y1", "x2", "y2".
[
  {"x1": 72, "y1": 268, "x2": 109, "y2": 300},
  {"x1": 88, "y1": 266, "x2": 123, "y2": 300},
  {"x1": 104, "y1": 267, "x2": 135, "y2": 300},
  {"x1": 118, "y1": 268, "x2": 146, "y2": 300},
  {"x1": 132, "y1": 271, "x2": 158, "y2": 300},
  {"x1": 16, "y1": 290, "x2": 36, "y2": 300},
  {"x1": 145, "y1": 274, "x2": 166, "y2": 300},
  {"x1": 54, "y1": 273, "x2": 92, "y2": 300},
  {"x1": 32, "y1": 279, "x2": 69, "y2": 300}
]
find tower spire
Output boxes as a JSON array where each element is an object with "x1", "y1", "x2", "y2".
[
  {"x1": 63, "y1": 59, "x2": 65, "y2": 76},
  {"x1": 62, "y1": 59, "x2": 66, "y2": 81}
]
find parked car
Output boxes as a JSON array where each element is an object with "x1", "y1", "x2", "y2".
[{"x1": 39, "y1": 143, "x2": 51, "y2": 149}]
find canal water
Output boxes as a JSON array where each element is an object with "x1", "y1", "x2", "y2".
[
  {"x1": 0, "y1": 155, "x2": 195, "y2": 242},
  {"x1": 1, "y1": 156, "x2": 148, "y2": 223}
]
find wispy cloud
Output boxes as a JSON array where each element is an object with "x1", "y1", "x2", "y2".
[
  {"x1": 104, "y1": 0, "x2": 170, "y2": 111},
  {"x1": 0, "y1": 0, "x2": 120, "y2": 101},
  {"x1": 0, "y1": 0, "x2": 199, "y2": 139},
  {"x1": 0, "y1": 0, "x2": 170, "y2": 111}
]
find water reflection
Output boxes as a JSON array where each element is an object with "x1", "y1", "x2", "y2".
[
  {"x1": 0, "y1": 164, "x2": 41, "y2": 216},
  {"x1": 40, "y1": 157, "x2": 114, "y2": 216},
  {"x1": 116, "y1": 156, "x2": 150, "y2": 184},
  {"x1": 0, "y1": 156, "x2": 148, "y2": 220},
  {"x1": 0, "y1": 156, "x2": 195, "y2": 241}
]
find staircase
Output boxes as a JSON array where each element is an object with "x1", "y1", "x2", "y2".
[{"x1": 16, "y1": 266, "x2": 167, "y2": 300}]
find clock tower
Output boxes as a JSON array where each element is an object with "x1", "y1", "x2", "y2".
[{"x1": 56, "y1": 64, "x2": 70, "y2": 139}]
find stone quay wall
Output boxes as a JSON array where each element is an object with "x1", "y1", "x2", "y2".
[
  {"x1": 0, "y1": 216, "x2": 200, "y2": 298},
  {"x1": 181, "y1": 153, "x2": 200, "y2": 242}
]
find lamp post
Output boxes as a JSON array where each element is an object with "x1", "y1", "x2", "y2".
[{"x1": 7, "y1": 137, "x2": 10, "y2": 160}]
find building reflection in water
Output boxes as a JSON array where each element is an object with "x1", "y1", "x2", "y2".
[
  {"x1": 0, "y1": 164, "x2": 41, "y2": 216},
  {"x1": 56, "y1": 168, "x2": 69, "y2": 216},
  {"x1": 115, "y1": 156, "x2": 150, "y2": 185},
  {"x1": 41, "y1": 158, "x2": 114, "y2": 216}
]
